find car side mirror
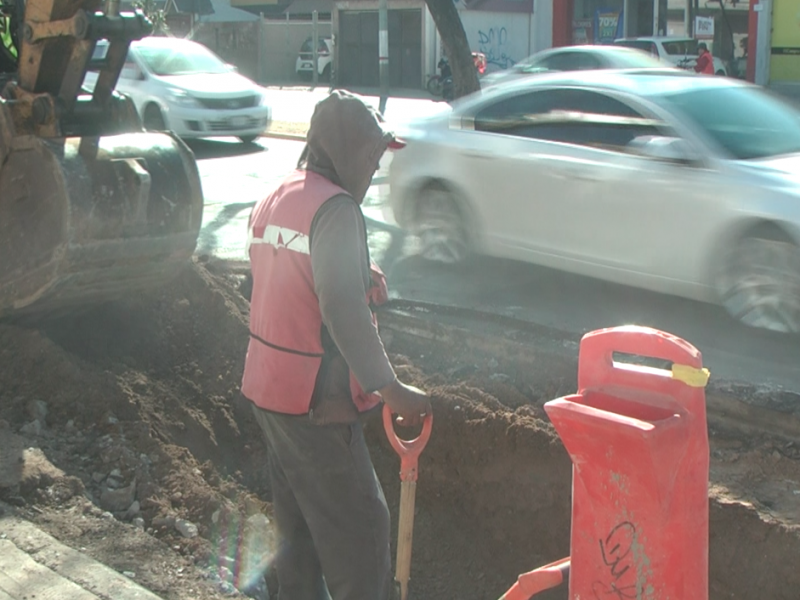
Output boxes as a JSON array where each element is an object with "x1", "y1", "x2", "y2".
[{"x1": 628, "y1": 135, "x2": 701, "y2": 165}]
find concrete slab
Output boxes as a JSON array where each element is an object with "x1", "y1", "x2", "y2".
[
  {"x1": 0, "y1": 510, "x2": 163, "y2": 600},
  {"x1": 0, "y1": 539, "x2": 100, "y2": 600}
]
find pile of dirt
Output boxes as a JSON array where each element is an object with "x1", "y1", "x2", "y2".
[{"x1": 0, "y1": 258, "x2": 799, "y2": 600}]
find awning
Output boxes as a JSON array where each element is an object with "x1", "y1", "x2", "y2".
[
  {"x1": 198, "y1": 0, "x2": 259, "y2": 22},
  {"x1": 283, "y1": 0, "x2": 333, "y2": 15}
]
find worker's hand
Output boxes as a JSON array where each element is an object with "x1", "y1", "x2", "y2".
[{"x1": 379, "y1": 379, "x2": 431, "y2": 427}]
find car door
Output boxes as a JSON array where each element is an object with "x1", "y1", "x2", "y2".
[
  {"x1": 114, "y1": 54, "x2": 147, "y2": 109},
  {"x1": 505, "y1": 88, "x2": 721, "y2": 283},
  {"x1": 454, "y1": 88, "x2": 604, "y2": 260}
]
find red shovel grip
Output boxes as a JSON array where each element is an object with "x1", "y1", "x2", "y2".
[{"x1": 382, "y1": 404, "x2": 433, "y2": 482}]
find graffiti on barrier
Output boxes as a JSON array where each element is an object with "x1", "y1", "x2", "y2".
[{"x1": 478, "y1": 27, "x2": 516, "y2": 70}]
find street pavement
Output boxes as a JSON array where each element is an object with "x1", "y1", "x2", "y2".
[{"x1": 192, "y1": 134, "x2": 800, "y2": 394}]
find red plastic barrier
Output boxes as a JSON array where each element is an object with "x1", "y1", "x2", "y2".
[
  {"x1": 544, "y1": 326, "x2": 709, "y2": 600},
  {"x1": 499, "y1": 558, "x2": 570, "y2": 600}
]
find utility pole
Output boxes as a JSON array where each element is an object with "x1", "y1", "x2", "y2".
[
  {"x1": 312, "y1": 10, "x2": 319, "y2": 87},
  {"x1": 378, "y1": 0, "x2": 388, "y2": 114}
]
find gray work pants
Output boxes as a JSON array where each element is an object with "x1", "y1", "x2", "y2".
[{"x1": 252, "y1": 405, "x2": 392, "y2": 600}]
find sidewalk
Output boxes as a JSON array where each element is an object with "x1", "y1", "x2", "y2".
[{"x1": 0, "y1": 504, "x2": 163, "y2": 600}]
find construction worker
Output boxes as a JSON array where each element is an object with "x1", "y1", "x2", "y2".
[
  {"x1": 242, "y1": 90, "x2": 431, "y2": 600},
  {"x1": 695, "y1": 42, "x2": 715, "y2": 75}
]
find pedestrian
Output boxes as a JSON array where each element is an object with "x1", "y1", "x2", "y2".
[
  {"x1": 242, "y1": 90, "x2": 431, "y2": 600},
  {"x1": 695, "y1": 42, "x2": 715, "y2": 75}
]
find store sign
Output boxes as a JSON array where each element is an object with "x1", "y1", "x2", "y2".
[
  {"x1": 594, "y1": 9, "x2": 624, "y2": 44},
  {"x1": 573, "y1": 19, "x2": 593, "y2": 45},
  {"x1": 695, "y1": 16, "x2": 715, "y2": 39}
]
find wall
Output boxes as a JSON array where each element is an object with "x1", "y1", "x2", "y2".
[
  {"x1": 194, "y1": 22, "x2": 261, "y2": 80},
  {"x1": 257, "y1": 19, "x2": 333, "y2": 83},
  {"x1": 458, "y1": 11, "x2": 533, "y2": 71}
]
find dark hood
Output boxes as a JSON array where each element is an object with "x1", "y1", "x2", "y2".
[{"x1": 299, "y1": 90, "x2": 396, "y2": 203}]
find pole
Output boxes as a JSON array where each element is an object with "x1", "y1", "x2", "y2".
[
  {"x1": 378, "y1": 0, "x2": 388, "y2": 114},
  {"x1": 684, "y1": 0, "x2": 691, "y2": 36},
  {"x1": 652, "y1": 0, "x2": 659, "y2": 36},
  {"x1": 622, "y1": 0, "x2": 630, "y2": 37},
  {"x1": 312, "y1": 10, "x2": 319, "y2": 87}
]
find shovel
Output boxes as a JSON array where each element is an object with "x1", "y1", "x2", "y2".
[{"x1": 383, "y1": 404, "x2": 433, "y2": 600}]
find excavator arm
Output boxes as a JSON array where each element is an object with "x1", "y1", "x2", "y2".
[{"x1": 0, "y1": 0, "x2": 203, "y2": 318}]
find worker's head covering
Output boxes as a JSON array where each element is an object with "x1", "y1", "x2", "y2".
[
  {"x1": 297, "y1": 90, "x2": 403, "y2": 203},
  {"x1": 698, "y1": 42, "x2": 708, "y2": 52}
]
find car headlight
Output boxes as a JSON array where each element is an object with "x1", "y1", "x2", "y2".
[{"x1": 166, "y1": 88, "x2": 200, "y2": 108}]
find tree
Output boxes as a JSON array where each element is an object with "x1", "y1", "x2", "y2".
[
  {"x1": 424, "y1": 0, "x2": 480, "y2": 99},
  {"x1": 135, "y1": 0, "x2": 170, "y2": 36}
]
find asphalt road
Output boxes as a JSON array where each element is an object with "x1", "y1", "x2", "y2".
[{"x1": 192, "y1": 136, "x2": 800, "y2": 393}]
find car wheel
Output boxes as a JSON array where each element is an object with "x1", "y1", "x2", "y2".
[
  {"x1": 143, "y1": 103, "x2": 167, "y2": 131},
  {"x1": 322, "y1": 64, "x2": 332, "y2": 82},
  {"x1": 718, "y1": 225, "x2": 800, "y2": 333},
  {"x1": 426, "y1": 76, "x2": 443, "y2": 97},
  {"x1": 239, "y1": 135, "x2": 258, "y2": 144},
  {"x1": 413, "y1": 183, "x2": 470, "y2": 264}
]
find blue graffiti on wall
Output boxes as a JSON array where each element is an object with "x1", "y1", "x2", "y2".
[{"x1": 478, "y1": 27, "x2": 516, "y2": 70}]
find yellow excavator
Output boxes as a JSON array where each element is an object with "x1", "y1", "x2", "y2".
[{"x1": 0, "y1": 0, "x2": 202, "y2": 318}]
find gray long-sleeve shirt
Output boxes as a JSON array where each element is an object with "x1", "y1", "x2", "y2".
[{"x1": 310, "y1": 194, "x2": 396, "y2": 394}]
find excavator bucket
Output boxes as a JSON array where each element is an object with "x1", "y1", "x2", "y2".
[{"x1": 0, "y1": 0, "x2": 203, "y2": 318}]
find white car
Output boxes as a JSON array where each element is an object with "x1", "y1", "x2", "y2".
[
  {"x1": 85, "y1": 37, "x2": 271, "y2": 143},
  {"x1": 296, "y1": 37, "x2": 333, "y2": 81},
  {"x1": 481, "y1": 45, "x2": 674, "y2": 87},
  {"x1": 614, "y1": 37, "x2": 728, "y2": 76},
  {"x1": 389, "y1": 70, "x2": 800, "y2": 333}
]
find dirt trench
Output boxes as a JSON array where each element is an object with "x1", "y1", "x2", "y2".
[{"x1": 0, "y1": 259, "x2": 799, "y2": 600}]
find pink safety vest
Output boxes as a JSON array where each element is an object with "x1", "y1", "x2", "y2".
[{"x1": 241, "y1": 169, "x2": 384, "y2": 415}]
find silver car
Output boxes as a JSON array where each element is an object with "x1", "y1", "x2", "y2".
[
  {"x1": 388, "y1": 70, "x2": 800, "y2": 333},
  {"x1": 481, "y1": 46, "x2": 675, "y2": 88}
]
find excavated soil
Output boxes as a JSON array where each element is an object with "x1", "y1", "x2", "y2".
[{"x1": 0, "y1": 258, "x2": 799, "y2": 600}]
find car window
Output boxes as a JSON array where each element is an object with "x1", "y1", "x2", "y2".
[
  {"x1": 119, "y1": 58, "x2": 140, "y2": 80},
  {"x1": 614, "y1": 40, "x2": 659, "y2": 58},
  {"x1": 134, "y1": 42, "x2": 229, "y2": 76},
  {"x1": 658, "y1": 86, "x2": 800, "y2": 159},
  {"x1": 537, "y1": 52, "x2": 603, "y2": 72},
  {"x1": 300, "y1": 37, "x2": 329, "y2": 55},
  {"x1": 474, "y1": 89, "x2": 665, "y2": 153},
  {"x1": 663, "y1": 40, "x2": 697, "y2": 55}
]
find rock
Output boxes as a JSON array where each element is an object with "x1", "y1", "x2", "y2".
[
  {"x1": 152, "y1": 515, "x2": 176, "y2": 529},
  {"x1": 99, "y1": 478, "x2": 136, "y2": 512},
  {"x1": 92, "y1": 472, "x2": 106, "y2": 483},
  {"x1": 489, "y1": 373, "x2": 511, "y2": 383},
  {"x1": 65, "y1": 420, "x2": 76, "y2": 432},
  {"x1": 175, "y1": 518, "x2": 198, "y2": 539},
  {"x1": 132, "y1": 517, "x2": 145, "y2": 530},
  {"x1": 219, "y1": 582, "x2": 236, "y2": 595},
  {"x1": 772, "y1": 451, "x2": 782, "y2": 462},
  {"x1": 27, "y1": 400, "x2": 48, "y2": 425},
  {"x1": 20, "y1": 420, "x2": 43, "y2": 436},
  {"x1": 125, "y1": 500, "x2": 141, "y2": 519},
  {"x1": 487, "y1": 358, "x2": 499, "y2": 370},
  {"x1": 122, "y1": 571, "x2": 136, "y2": 579},
  {"x1": 109, "y1": 468, "x2": 123, "y2": 478}
]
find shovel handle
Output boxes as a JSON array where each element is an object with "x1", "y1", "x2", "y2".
[{"x1": 382, "y1": 404, "x2": 433, "y2": 482}]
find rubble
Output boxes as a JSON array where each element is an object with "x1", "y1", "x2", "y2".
[{"x1": 0, "y1": 260, "x2": 798, "y2": 600}]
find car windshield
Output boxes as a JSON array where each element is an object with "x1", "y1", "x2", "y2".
[
  {"x1": 662, "y1": 39, "x2": 698, "y2": 55},
  {"x1": 135, "y1": 43, "x2": 229, "y2": 76},
  {"x1": 658, "y1": 86, "x2": 800, "y2": 159},
  {"x1": 607, "y1": 50, "x2": 669, "y2": 68}
]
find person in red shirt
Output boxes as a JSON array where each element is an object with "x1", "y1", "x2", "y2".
[{"x1": 695, "y1": 43, "x2": 715, "y2": 75}]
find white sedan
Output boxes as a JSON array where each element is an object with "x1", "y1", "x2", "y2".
[
  {"x1": 388, "y1": 70, "x2": 800, "y2": 333},
  {"x1": 86, "y1": 37, "x2": 271, "y2": 143}
]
